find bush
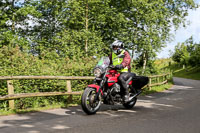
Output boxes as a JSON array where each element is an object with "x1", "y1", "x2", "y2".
[{"x1": 0, "y1": 46, "x2": 96, "y2": 110}]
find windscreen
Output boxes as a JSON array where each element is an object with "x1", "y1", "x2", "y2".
[{"x1": 95, "y1": 56, "x2": 110, "y2": 70}]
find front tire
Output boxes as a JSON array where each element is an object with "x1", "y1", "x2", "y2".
[{"x1": 81, "y1": 87, "x2": 101, "y2": 115}]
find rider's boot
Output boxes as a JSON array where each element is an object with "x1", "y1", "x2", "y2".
[
  {"x1": 121, "y1": 82, "x2": 129, "y2": 102},
  {"x1": 119, "y1": 73, "x2": 130, "y2": 103},
  {"x1": 123, "y1": 90, "x2": 129, "y2": 103}
]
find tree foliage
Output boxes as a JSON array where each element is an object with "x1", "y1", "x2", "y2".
[
  {"x1": 1, "y1": 0, "x2": 196, "y2": 59},
  {"x1": 172, "y1": 36, "x2": 200, "y2": 67},
  {"x1": 172, "y1": 42, "x2": 190, "y2": 65}
]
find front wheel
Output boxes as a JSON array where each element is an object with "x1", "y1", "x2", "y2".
[
  {"x1": 81, "y1": 87, "x2": 101, "y2": 115},
  {"x1": 123, "y1": 97, "x2": 137, "y2": 109}
]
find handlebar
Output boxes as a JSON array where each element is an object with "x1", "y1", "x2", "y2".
[{"x1": 108, "y1": 65, "x2": 115, "y2": 69}]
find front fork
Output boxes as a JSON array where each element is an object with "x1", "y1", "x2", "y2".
[{"x1": 94, "y1": 73, "x2": 107, "y2": 102}]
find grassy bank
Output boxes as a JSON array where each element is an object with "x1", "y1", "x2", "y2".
[
  {"x1": 142, "y1": 80, "x2": 173, "y2": 95},
  {"x1": 172, "y1": 66, "x2": 200, "y2": 80}
]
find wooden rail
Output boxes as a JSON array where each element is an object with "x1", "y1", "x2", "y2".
[
  {"x1": 147, "y1": 73, "x2": 171, "y2": 90},
  {"x1": 0, "y1": 73, "x2": 171, "y2": 109}
]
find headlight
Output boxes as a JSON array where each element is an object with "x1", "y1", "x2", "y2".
[{"x1": 94, "y1": 68, "x2": 102, "y2": 77}]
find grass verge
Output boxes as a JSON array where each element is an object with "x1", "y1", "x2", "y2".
[
  {"x1": 142, "y1": 81, "x2": 173, "y2": 95},
  {"x1": 0, "y1": 96, "x2": 81, "y2": 116},
  {"x1": 0, "y1": 104, "x2": 64, "y2": 116},
  {"x1": 173, "y1": 66, "x2": 200, "y2": 80}
]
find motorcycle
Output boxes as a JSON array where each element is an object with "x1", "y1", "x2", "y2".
[{"x1": 81, "y1": 56, "x2": 149, "y2": 115}]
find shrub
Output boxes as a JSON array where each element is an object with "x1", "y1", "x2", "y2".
[{"x1": 0, "y1": 46, "x2": 96, "y2": 110}]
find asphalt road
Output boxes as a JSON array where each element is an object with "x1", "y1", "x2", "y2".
[{"x1": 0, "y1": 77, "x2": 200, "y2": 133}]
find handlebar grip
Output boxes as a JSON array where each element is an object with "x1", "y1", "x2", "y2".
[{"x1": 109, "y1": 65, "x2": 115, "y2": 69}]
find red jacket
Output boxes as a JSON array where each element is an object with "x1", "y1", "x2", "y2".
[{"x1": 109, "y1": 50, "x2": 131, "y2": 72}]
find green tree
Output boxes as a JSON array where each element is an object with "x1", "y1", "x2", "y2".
[
  {"x1": 189, "y1": 43, "x2": 200, "y2": 66},
  {"x1": 172, "y1": 43, "x2": 190, "y2": 67},
  {"x1": 0, "y1": 0, "x2": 41, "y2": 51},
  {"x1": 1, "y1": 0, "x2": 197, "y2": 71},
  {"x1": 103, "y1": 0, "x2": 196, "y2": 74}
]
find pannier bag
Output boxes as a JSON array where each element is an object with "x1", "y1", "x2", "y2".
[{"x1": 132, "y1": 76, "x2": 149, "y2": 89}]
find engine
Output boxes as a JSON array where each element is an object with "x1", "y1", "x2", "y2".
[
  {"x1": 111, "y1": 83, "x2": 121, "y2": 95},
  {"x1": 109, "y1": 83, "x2": 122, "y2": 103},
  {"x1": 103, "y1": 83, "x2": 122, "y2": 104}
]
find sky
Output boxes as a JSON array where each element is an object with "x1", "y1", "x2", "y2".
[{"x1": 157, "y1": 0, "x2": 200, "y2": 58}]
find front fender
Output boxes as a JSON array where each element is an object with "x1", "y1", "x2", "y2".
[{"x1": 87, "y1": 84, "x2": 103, "y2": 95}]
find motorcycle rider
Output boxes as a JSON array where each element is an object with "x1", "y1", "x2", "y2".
[{"x1": 109, "y1": 40, "x2": 132, "y2": 102}]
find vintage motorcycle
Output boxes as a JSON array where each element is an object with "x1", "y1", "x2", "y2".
[{"x1": 81, "y1": 56, "x2": 148, "y2": 115}]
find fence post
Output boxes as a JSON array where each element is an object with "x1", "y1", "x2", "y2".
[
  {"x1": 66, "y1": 80, "x2": 72, "y2": 103},
  {"x1": 157, "y1": 76, "x2": 159, "y2": 83},
  {"x1": 165, "y1": 75, "x2": 168, "y2": 83},
  {"x1": 171, "y1": 71, "x2": 173, "y2": 78},
  {"x1": 149, "y1": 77, "x2": 152, "y2": 90},
  {"x1": 7, "y1": 80, "x2": 15, "y2": 109}
]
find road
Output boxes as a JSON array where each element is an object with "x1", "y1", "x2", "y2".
[{"x1": 0, "y1": 77, "x2": 200, "y2": 133}]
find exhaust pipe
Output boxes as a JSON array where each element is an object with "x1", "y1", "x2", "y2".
[{"x1": 128, "y1": 90, "x2": 142, "y2": 102}]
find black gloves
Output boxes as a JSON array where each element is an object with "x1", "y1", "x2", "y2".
[{"x1": 115, "y1": 64, "x2": 123, "y2": 70}]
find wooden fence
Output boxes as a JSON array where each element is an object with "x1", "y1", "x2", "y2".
[{"x1": 0, "y1": 73, "x2": 171, "y2": 109}]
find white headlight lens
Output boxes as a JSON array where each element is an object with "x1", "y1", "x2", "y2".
[{"x1": 94, "y1": 68, "x2": 101, "y2": 77}]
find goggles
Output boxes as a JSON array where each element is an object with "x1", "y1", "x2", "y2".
[{"x1": 112, "y1": 46, "x2": 120, "y2": 49}]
